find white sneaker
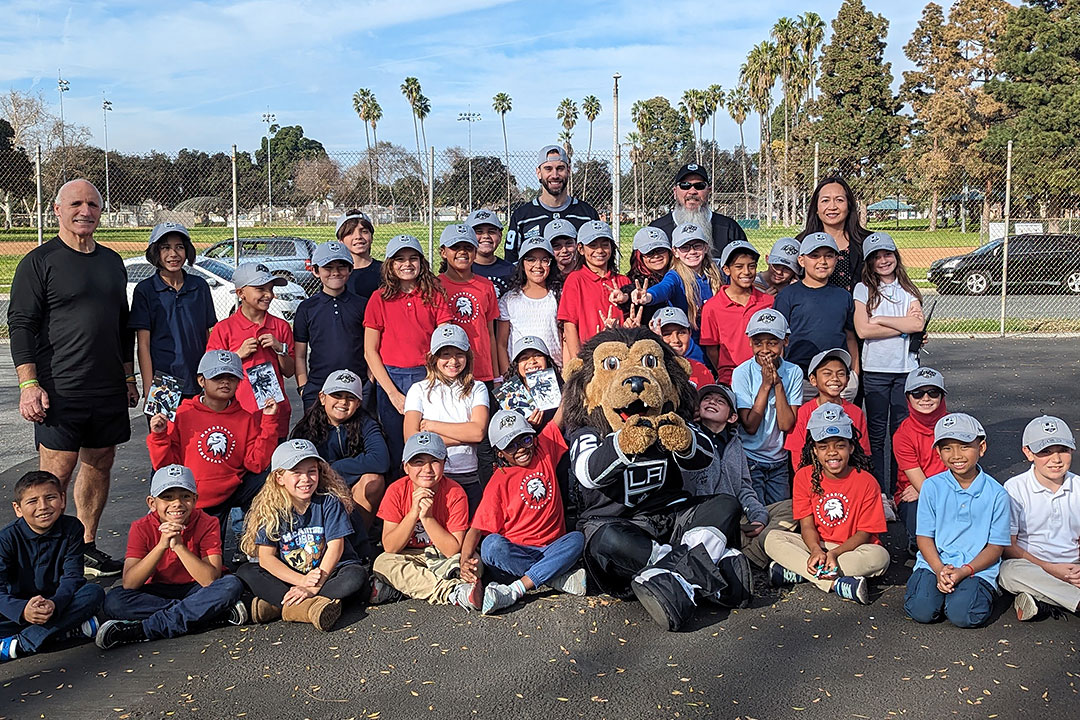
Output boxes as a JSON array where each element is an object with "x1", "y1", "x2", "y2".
[
  {"x1": 481, "y1": 583, "x2": 519, "y2": 615},
  {"x1": 882, "y1": 493, "x2": 898, "y2": 523},
  {"x1": 547, "y1": 568, "x2": 587, "y2": 596}
]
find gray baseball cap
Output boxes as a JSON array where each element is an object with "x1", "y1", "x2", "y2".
[
  {"x1": 633, "y1": 227, "x2": 671, "y2": 255},
  {"x1": 233, "y1": 262, "x2": 287, "y2": 289},
  {"x1": 745, "y1": 309, "x2": 789, "y2": 339},
  {"x1": 148, "y1": 221, "x2": 191, "y2": 246},
  {"x1": 488, "y1": 409, "x2": 536, "y2": 450},
  {"x1": 537, "y1": 144, "x2": 570, "y2": 167},
  {"x1": 311, "y1": 241, "x2": 354, "y2": 269},
  {"x1": 385, "y1": 234, "x2": 424, "y2": 260},
  {"x1": 768, "y1": 237, "x2": 801, "y2": 273},
  {"x1": 1022, "y1": 415, "x2": 1075, "y2": 453},
  {"x1": 905, "y1": 367, "x2": 946, "y2": 394},
  {"x1": 808, "y1": 347, "x2": 852, "y2": 375},
  {"x1": 320, "y1": 369, "x2": 363, "y2": 398},
  {"x1": 430, "y1": 323, "x2": 470, "y2": 354},
  {"x1": 934, "y1": 413, "x2": 986, "y2": 445},
  {"x1": 440, "y1": 223, "x2": 479, "y2": 249},
  {"x1": 672, "y1": 222, "x2": 707, "y2": 249},
  {"x1": 543, "y1": 219, "x2": 577, "y2": 242},
  {"x1": 696, "y1": 383, "x2": 737, "y2": 412},
  {"x1": 197, "y1": 349, "x2": 244, "y2": 379},
  {"x1": 655, "y1": 306, "x2": 691, "y2": 329},
  {"x1": 807, "y1": 402, "x2": 854, "y2": 441},
  {"x1": 271, "y1": 438, "x2": 323, "y2": 472},
  {"x1": 863, "y1": 231, "x2": 898, "y2": 259},
  {"x1": 403, "y1": 431, "x2": 447, "y2": 463},
  {"x1": 150, "y1": 464, "x2": 197, "y2": 497},
  {"x1": 577, "y1": 220, "x2": 613, "y2": 246},
  {"x1": 518, "y1": 236, "x2": 554, "y2": 259},
  {"x1": 720, "y1": 240, "x2": 760, "y2": 268},
  {"x1": 335, "y1": 211, "x2": 371, "y2": 236},
  {"x1": 800, "y1": 232, "x2": 839, "y2": 255},
  {"x1": 511, "y1": 335, "x2": 551, "y2": 361},
  {"x1": 466, "y1": 208, "x2": 503, "y2": 231}
]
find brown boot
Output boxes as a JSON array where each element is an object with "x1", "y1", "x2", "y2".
[
  {"x1": 280, "y1": 596, "x2": 341, "y2": 631},
  {"x1": 250, "y1": 597, "x2": 281, "y2": 624}
]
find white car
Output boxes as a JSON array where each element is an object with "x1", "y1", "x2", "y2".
[{"x1": 123, "y1": 256, "x2": 307, "y2": 323}]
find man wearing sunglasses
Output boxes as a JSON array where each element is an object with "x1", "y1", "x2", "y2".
[{"x1": 649, "y1": 164, "x2": 747, "y2": 262}]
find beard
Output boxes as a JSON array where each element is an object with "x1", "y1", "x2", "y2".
[
  {"x1": 672, "y1": 205, "x2": 713, "y2": 247},
  {"x1": 540, "y1": 175, "x2": 566, "y2": 197}
]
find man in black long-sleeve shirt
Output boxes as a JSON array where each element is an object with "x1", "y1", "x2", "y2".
[
  {"x1": 649, "y1": 164, "x2": 747, "y2": 262},
  {"x1": 8, "y1": 179, "x2": 138, "y2": 577}
]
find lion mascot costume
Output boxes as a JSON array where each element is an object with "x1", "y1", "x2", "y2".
[{"x1": 562, "y1": 327, "x2": 753, "y2": 631}]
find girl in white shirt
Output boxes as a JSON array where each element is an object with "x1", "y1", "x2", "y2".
[{"x1": 496, "y1": 236, "x2": 563, "y2": 374}]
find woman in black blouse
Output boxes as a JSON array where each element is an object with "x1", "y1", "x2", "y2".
[{"x1": 797, "y1": 176, "x2": 870, "y2": 292}]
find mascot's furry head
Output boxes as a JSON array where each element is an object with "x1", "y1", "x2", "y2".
[{"x1": 562, "y1": 326, "x2": 696, "y2": 433}]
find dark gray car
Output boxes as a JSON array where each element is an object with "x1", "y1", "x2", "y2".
[{"x1": 202, "y1": 236, "x2": 319, "y2": 293}]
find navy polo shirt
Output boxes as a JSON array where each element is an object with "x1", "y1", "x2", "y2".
[
  {"x1": 293, "y1": 288, "x2": 368, "y2": 392},
  {"x1": 129, "y1": 270, "x2": 217, "y2": 396},
  {"x1": 472, "y1": 258, "x2": 515, "y2": 298},
  {"x1": 773, "y1": 282, "x2": 854, "y2": 372},
  {"x1": 346, "y1": 260, "x2": 383, "y2": 300}
]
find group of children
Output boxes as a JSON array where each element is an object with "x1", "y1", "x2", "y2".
[{"x1": 0, "y1": 203, "x2": 1076, "y2": 661}]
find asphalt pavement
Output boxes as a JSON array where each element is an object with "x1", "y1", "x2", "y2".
[{"x1": 0, "y1": 338, "x2": 1077, "y2": 720}]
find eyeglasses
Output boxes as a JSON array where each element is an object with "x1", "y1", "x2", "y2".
[
  {"x1": 678, "y1": 181, "x2": 709, "y2": 191},
  {"x1": 522, "y1": 255, "x2": 552, "y2": 266},
  {"x1": 506, "y1": 435, "x2": 535, "y2": 451},
  {"x1": 909, "y1": 388, "x2": 943, "y2": 399}
]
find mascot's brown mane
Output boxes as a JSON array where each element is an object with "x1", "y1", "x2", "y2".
[{"x1": 562, "y1": 326, "x2": 697, "y2": 433}]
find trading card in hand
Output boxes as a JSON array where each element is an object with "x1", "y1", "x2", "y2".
[
  {"x1": 495, "y1": 376, "x2": 537, "y2": 415},
  {"x1": 524, "y1": 368, "x2": 561, "y2": 411},
  {"x1": 144, "y1": 373, "x2": 182, "y2": 421},
  {"x1": 246, "y1": 361, "x2": 285, "y2": 408}
]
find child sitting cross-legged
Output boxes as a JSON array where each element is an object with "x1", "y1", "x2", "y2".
[
  {"x1": 95, "y1": 465, "x2": 246, "y2": 650},
  {"x1": 460, "y1": 411, "x2": 585, "y2": 615}
]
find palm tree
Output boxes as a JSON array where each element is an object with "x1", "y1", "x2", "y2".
[
  {"x1": 416, "y1": 94, "x2": 431, "y2": 172},
  {"x1": 400, "y1": 77, "x2": 424, "y2": 187},
  {"x1": 367, "y1": 97, "x2": 383, "y2": 211},
  {"x1": 352, "y1": 89, "x2": 375, "y2": 206},
  {"x1": 492, "y1": 92, "x2": 513, "y2": 218},
  {"x1": 679, "y1": 89, "x2": 702, "y2": 163},
  {"x1": 705, "y1": 85, "x2": 723, "y2": 192},
  {"x1": 556, "y1": 98, "x2": 579, "y2": 193},
  {"x1": 727, "y1": 86, "x2": 752, "y2": 220},
  {"x1": 773, "y1": 17, "x2": 798, "y2": 226},
  {"x1": 797, "y1": 12, "x2": 826, "y2": 103},
  {"x1": 581, "y1": 95, "x2": 601, "y2": 202},
  {"x1": 742, "y1": 41, "x2": 778, "y2": 225}
]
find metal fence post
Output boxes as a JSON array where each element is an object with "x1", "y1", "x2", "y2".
[
  {"x1": 612, "y1": 73, "x2": 621, "y2": 250},
  {"x1": 35, "y1": 144, "x2": 43, "y2": 246},
  {"x1": 999, "y1": 140, "x2": 1012, "y2": 337},
  {"x1": 231, "y1": 144, "x2": 239, "y2": 265},
  {"x1": 428, "y1": 145, "x2": 435, "y2": 258},
  {"x1": 813, "y1": 141, "x2": 819, "y2": 195}
]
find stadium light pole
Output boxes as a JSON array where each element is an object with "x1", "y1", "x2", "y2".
[
  {"x1": 458, "y1": 108, "x2": 481, "y2": 211},
  {"x1": 57, "y1": 71, "x2": 70, "y2": 182},
  {"x1": 262, "y1": 111, "x2": 276, "y2": 225},
  {"x1": 612, "y1": 73, "x2": 621, "y2": 243},
  {"x1": 102, "y1": 95, "x2": 113, "y2": 224}
]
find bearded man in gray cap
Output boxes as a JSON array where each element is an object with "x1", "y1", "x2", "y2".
[{"x1": 649, "y1": 163, "x2": 747, "y2": 261}]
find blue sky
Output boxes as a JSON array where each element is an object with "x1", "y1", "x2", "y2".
[{"x1": 0, "y1": 0, "x2": 927, "y2": 156}]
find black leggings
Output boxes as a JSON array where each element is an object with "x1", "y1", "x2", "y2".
[{"x1": 236, "y1": 562, "x2": 369, "y2": 607}]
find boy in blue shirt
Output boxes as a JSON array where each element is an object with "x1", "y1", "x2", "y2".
[
  {"x1": 0, "y1": 471, "x2": 105, "y2": 661},
  {"x1": 774, "y1": 233, "x2": 858, "y2": 400},
  {"x1": 904, "y1": 413, "x2": 1011, "y2": 628},
  {"x1": 293, "y1": 241, "x2": 368, "y2": 411},
  {"x1": 731, "y1": 309, "x2": 803, "y2": 505}
]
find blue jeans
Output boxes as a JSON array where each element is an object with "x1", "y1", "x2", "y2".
[
  {"x1": 0, "y1": 583, "x2": 104, "y2": 654},
  {"x1": 898, "y1": 499, "x2": 919, "y2": 545},
  {"x1": 904, "y1": 568, "x2": 996, "y2": 628},
  {"x1": 103, "y1": 576, "x2": 244, "y2": 640},
  {"x1": 376, "y1": 365, "x2": 427, "y2": 472},
  {"x1": 861, "y1": 371, "x2": 909, "y2": 494},
  {"x1": 748, "y1": 457, "x2": 790, "y2": 505},
  {"x1": 480, "y1": 532, "x2": 585, "y2": 588}
]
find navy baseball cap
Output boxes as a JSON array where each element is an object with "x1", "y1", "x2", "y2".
[
  {"x1": 150, "y1": 464, "x2": 197, "y2": 497},
  {"x1": 1022, "y1": 415, "x2": 1075, "y2": 453},
  {"x1": 466, "y1": 208, "x2": 503, "y2": 231},
  {"x1": 403, "y1": 432, "x2": 447, "y2": 462},
  {"x1": 440, "y1": 223, "x2": 479, "y2": 249},
  {"x1": 674, "y1": 163, "x2": 710, "y2": 184},
  {"x1": 233, "y1": 262, "x2": 287, "y2": 289},
  {"x1": 311, "y1": 241, "x2": 354, "y2": 268}
]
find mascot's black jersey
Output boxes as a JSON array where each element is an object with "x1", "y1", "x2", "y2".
[{"x1": 569, "y1": 425, "x2": 713, "y2": 519}]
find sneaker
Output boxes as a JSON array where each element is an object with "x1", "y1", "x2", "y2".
[
  {"x1": 73, "y1": 616, "x2": 100, "y2": 639},
  {"x1": 768, "y1": 561, "x2": 807, "y2": 588},
  {"x1": 480, "y1": 583, "x2": 518, "y2": 615},
  {"x1": 467, "y1": 579, "x2": 484, "y2": 610},
  {"x1": 547, "y1": 568, "x2": 587, "y2": 596},
  {"x1": 226, "y1": 600, "x2": 248, "y2": 626},
  {"x1": 83, "y1": 544, "x2": 122, "y2": 577},
  {"x1": 368, "y1": 575, "x2": 403, "y2": 605},
  {"x1": 881, "y1": 494, "x2": 898, "y2": 523},
  {"x1": 95, "y1": 620, "x2": 147, "y2": 650},
  {"x1": 907, "y1": 541, "x2": 919, "y2": 559},
  {"x1": 0, "y1": 636, "x2": 17, "y2": 662},
  {"x1": 833, "y1": 575, "x2": 870, "y2": 605},
  {"x1": 1013, "y1": 592, "x2": 1067, "y2": 622}
]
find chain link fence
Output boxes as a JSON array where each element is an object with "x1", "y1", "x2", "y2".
[{"x1": 1, "y1": 141, "x2": 1079, "y2": 335}]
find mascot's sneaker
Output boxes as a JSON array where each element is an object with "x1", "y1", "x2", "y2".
[
  {"x1": 769, "y1": 561, "x2": 809, "y2": 588},
  {"x1": 711, "y1": 552, "x2": 754, "y2": 608},
  {"x1": 833, "y1": 576, "x2": 870, "y2": 605},
  {"x1": 547, "y1": 568, "x2": 587, "y2": 596},
  {"x1": 631, "y1": 568, "x2": 696, "y2": 632}
]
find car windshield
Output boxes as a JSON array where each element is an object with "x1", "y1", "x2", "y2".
[
  {"x1": 125, "y1": 263, "x2": 155, "y2": 283},
  {"x1": 204, "y1": 239, "x2": 300, "y2": 259},
  {"x1": 970, "y1": 239, "x2": 1004, "y2": 256},
  {"x1": 196, "y1": 258, "x2": 234, "y2": 281}
]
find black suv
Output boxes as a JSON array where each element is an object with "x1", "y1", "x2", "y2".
[
  {"x1": 202, "y1": 236, "x2": 319, "y2": 293},
  {"x1": 927, "y1": 234, "x2": 1080, "y2": 295}
]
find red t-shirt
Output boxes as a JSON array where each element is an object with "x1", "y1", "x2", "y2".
[
  {"x1": 439, "y1": 274, "x2": 500, "y2": 381},
  {"x1": 557, "y1": 267, "x2": 631, "y2": 345},
  {"x1": 206, "y1": 311, "x2": 294, "y2": 438},
  {"x1": 471, "y1": 424, "x2": 568, "y2": 547},
  {"x1": 377, "y1": 475, "x2": 470, "y2": 549},
  {"x1": 700, "y1": 287, "x2": 774, "y2": 384},
  {"x1": 892, "y1": 415, "x2": 947, "y2": 507},
  {"x1": 785, "y1": 398, "x2": 870, "y2": 466},
  {"x1": 687, "y1": 358, "x2": 715, "y2": 389},
  {"x1": 364, "y1": 288, "x2": 453, "y2": 368},
  {"x1": 125, "y1": 509, "x2": 222, "y2": 585},
  {"x1": 792, "y1": 465, "x2": 886, "y2": 545}
]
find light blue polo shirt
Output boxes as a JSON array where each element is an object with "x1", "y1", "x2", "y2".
[
  {"x1": 732, "y1": 356, "x2": 804, "y2": 463},
  {"x1": 913, "y1": 466, "x2": 1012, "y2": 585}
]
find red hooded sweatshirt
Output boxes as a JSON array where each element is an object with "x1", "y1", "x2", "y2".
[
  {"x1": 147, "y1": 397, "x2": 277, "y2": 508},
  {"x1": 891, "y1": 398, "x2": 948, "y2": 507}
]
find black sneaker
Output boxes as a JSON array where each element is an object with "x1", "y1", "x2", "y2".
[
  {"x1": 95, "y1": 620, "x2": 147, "y2": 649},
  {"x1": 369, "y1": 575, "x2": 403, "y2": 605},
  {"x1": 226, "y1": 600, "x2": 249, "y2": 626},
  {"x1": 83, "y1": 544, "x2": 122, "y2": 577}
]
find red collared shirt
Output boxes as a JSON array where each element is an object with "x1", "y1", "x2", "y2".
[
  {"x1": 700, "y1": 287, "x2": 774, "y2": 384},
  {"x1": 364, "y1": 288, "x2": 453, "y2": 368},
  {"x1": 556, "y1": 267, "x2": 630, "y2": 345},
  {"x1": 125, "y1": 509, "x2": 222, "y2": 585}
]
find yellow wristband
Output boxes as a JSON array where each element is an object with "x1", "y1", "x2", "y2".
[{"x1": 18, "y1": 379, "x2": 39, "y2": 389}]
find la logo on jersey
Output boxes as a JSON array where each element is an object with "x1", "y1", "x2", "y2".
[
  {"x1": 518, "y1": 470, "x2": 551, "y2": 510},
  {"x1": 197, "y1": 425, "x2": 235, "y2": 463},
  {"x1": 814, "y1": 491, "x2": 850, "y2": 528},
  {"x1": 451, "y1": 290, "x2": 480, "y2": 322}
]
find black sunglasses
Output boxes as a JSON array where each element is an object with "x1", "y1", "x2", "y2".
[
  {"x1": 909, "y1": 388, "x2": 943, "y2": 399},
  {"x1": 678, "y1": 181, "x2": 709, "y2": 191}
]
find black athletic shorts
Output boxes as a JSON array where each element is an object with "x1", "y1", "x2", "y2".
[{"x1": 35, "y1": 393, "x2": 131, "y2": 452}]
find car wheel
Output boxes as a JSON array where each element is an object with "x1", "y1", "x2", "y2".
[
  {"x1": 1064, "y1": 270, "x2": 1080, "y2": 295},
  {"x1": 963, "y1": 271, "x2": 991, "y2": 296}
]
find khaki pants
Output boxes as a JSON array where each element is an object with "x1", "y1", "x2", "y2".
[
  {"x1": 998, "y1": 558, "x2": 1080, "y2": 612},
  {"x1": 373, "y1": 548, "x2": 463, "y2": 605},
  {"x1": 764, "y1": 530, "x2": 890, "y2": 592},
  {"x1": 743, "y1": 500, "x2": 797, "y2": 569}
]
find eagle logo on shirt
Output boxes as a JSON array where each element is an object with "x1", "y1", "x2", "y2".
[
  {"x1": 815, "y1": 492, "x2": 850, "y2": 528},
  {"x1": 198, "y1": 426, "x2": 235, "y2": 463},
  {"x1": 451, "y1": 291, "x2": 480, "y2": 321},
  {"x1": 519, "y1": 471, "x2": 551, "y2": 510}
]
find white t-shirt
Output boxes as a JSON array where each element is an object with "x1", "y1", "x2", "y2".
[
  {"x1": 498, "y1": 289, "x2": 562, "y2": 367},
  {"x1": 853, "y1": 280, "x2": 919, "y2": 374},
  {"x1": 1004, "y1": 467, "x2": 1080, "y2": 564},
  {"x1": 404, "y1": 379, "x2": 489, "y2": 474}
]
